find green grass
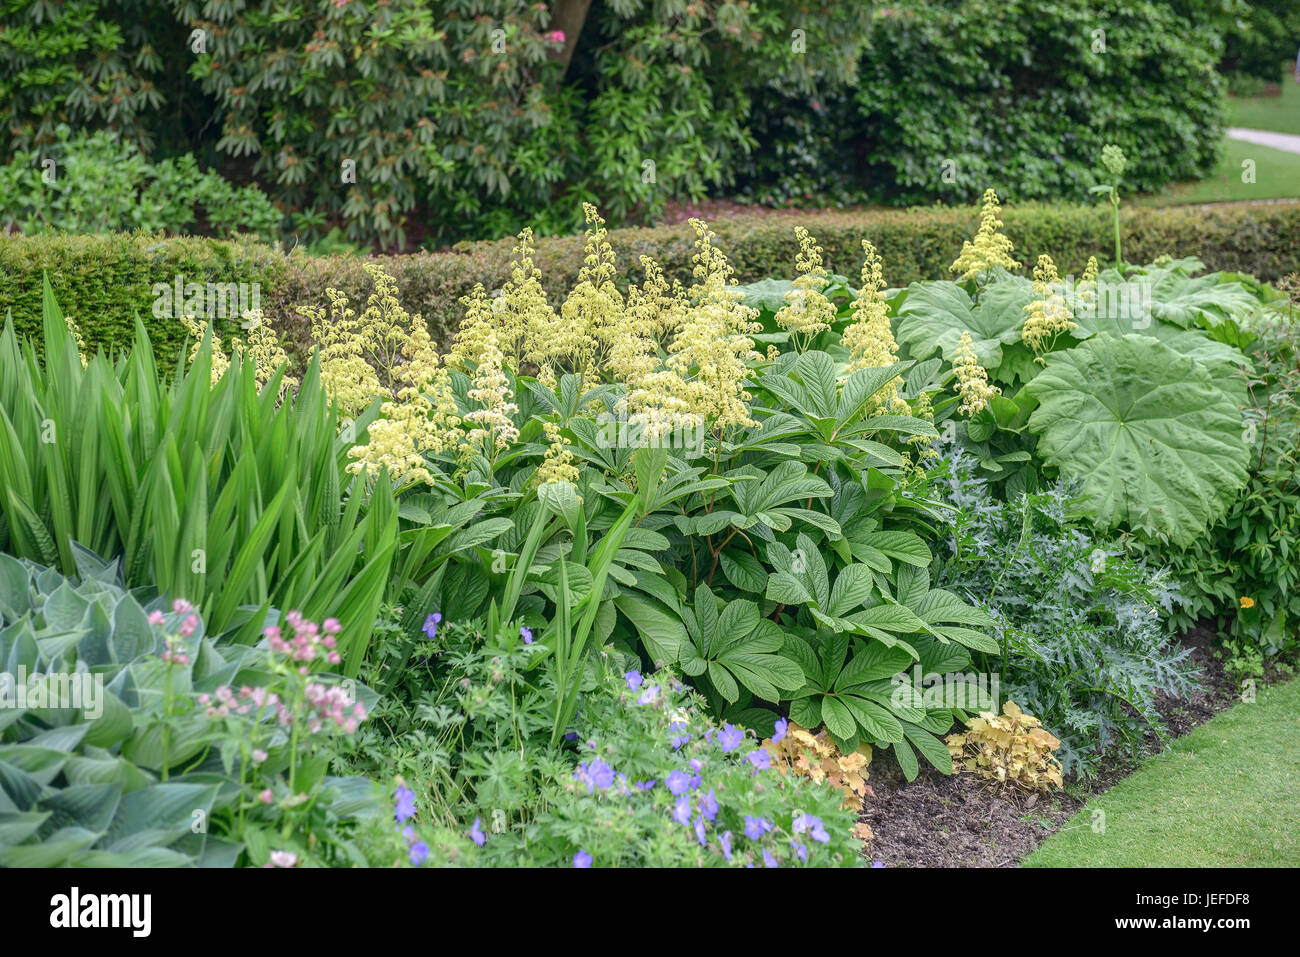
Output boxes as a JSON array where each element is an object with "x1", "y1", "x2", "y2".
[
  {"x1": 1137, "y1": 138, "x2": 1300, "y2": 206},
  {"x1": 1024, "y1": 678, "x2": 1300, "y2": 867},
  {"x1": 1227, "y1": 78, "x2": 1300, "y2": 134}
]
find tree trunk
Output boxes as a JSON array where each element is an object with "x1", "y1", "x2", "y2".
[{"x1": 548, "y1": 0, "x2": 593, "y2": 76}]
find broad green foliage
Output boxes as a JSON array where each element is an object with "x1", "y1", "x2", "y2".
[
  {"x1": 0, "y1": 553, "x2": 381, "y2": 867},
  {"x1": 0, "y1": 127, "x2": 280, "y2": 239},
  {"x1": 1093, "y1": 258, "x2": 1266, "y2": 330},
  {"x1": 356, "y1": 621, "x2": 862, "y2": 867},
  {"x1": 0, "y1": 280, "x2": 396, "y2": 664},
  {"x1": 894, "y1": 272, "x2": 1036, "y2": 372},
  {"x1": 888, "y1": 244, "x2": 1264, "y2": 540},
  {"x1": 933, "y1": 449, "x2": 1195, "y2": 778},
  {"x1": 269, "y1": 217, "x2": 998, "y2": 780},
  {"x1": 1022, "y1": 334, "x2": 1250, "y2": 546},
  {"x1": 851, "y1": 1, "x2": 1224, "y2": 206},
  {"x1": 0, "y1": 0, "x2": 1240, "y2": 246},
  {"x1": 1159, "y1": 302, "x2": 1300, "y2": 674},
  {"x1": 152, "y1": 0, "x2": 868, "y2": 246},
  {"x1": 0, "y1": 0, "x2": 169, "y2": 154}
]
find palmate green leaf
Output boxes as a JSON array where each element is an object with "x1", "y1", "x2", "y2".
[
  {"x1": 837, "y1": 361, "x2": 913, "y2": 423},
  {"x1": 1024, "y1": 334, "x2": 1249, "y2": 546},
  {"x1": 1139, "y1": 265, "x2": 1264, "y2": 329},
  {"x1": 1073, "y1": 311, "x2": 1252, "y2": 408},
  {"x1": 614, "y1": 593, "x2": 685, "y2": 666},
  {"x1": 895, "y1": 275, "x2": 1035, "y2": 370}
]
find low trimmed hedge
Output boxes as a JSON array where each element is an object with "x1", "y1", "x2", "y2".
[
  {"x1": 0, "y1": 233, "x2": 288, "y2": 361},
  {"x1": 4, "y1": 200, "x2": 1298, "y2": 361}
]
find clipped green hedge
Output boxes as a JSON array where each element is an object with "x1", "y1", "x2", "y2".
[
  {"x1": 4, "y1": 201, "x2": 1298, "y2": 361},
  {"x1": 0, "y1": 232, "x2": 288, "y2": 361}
]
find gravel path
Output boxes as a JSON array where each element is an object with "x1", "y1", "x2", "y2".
[{"x1": 1226, "y1": 127, "x2": 1300, "y2": 154}]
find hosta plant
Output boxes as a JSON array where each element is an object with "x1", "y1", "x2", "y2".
[{"x1": 0, "y1": 552, "x2": 380, "y2": 866}]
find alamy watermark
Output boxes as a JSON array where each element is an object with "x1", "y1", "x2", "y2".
[
  {"x1": 152, "y1": 274, "x2": 261, "y2": 321},
  {"x1": 890, "y1": 666, "x2": 999, "y2": 711},
  {"x1": 0, "y1": 667, "x2": 103, "y2": 719},
  {"x1": 1058, "y1": 276, "x2": 1153, "y2": 327},
  {"x1": 595, "y1": 408, "x2": 707, "y2": 455}
]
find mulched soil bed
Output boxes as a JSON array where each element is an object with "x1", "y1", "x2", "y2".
[{"x1": 857, "y1": 624, "x2": 1286, "y2": 867}]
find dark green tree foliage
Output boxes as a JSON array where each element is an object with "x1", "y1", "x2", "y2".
[
  {"x1": 1218, "y1": 0, "x2": 1300, "y2": 85},
  {"x1": 0, "y1": 1, "x2": 1236, "y2": 247},
  {"x1": 850, "y1": 1, "x2": 1226, "y2": 204},
  {"x1": 0, "y1": 0, "x2": 172, "y2": 152}
]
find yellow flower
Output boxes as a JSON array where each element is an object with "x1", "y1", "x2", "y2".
[
  {"x1": 841, "y1": 239, "x2": 909, "y2": 414},
  {"x1": 1021, "y1": 254, "x2": 1077, "y2": 358},
  {"x1": 1074, "y1": 256, "x2": 1100, "y2": 320},
  {"x1": 297, "y1": 287, "x2": 383, "y2": 417},
  {"x1": 464, "y1": 334, "x2": 520, "y2": 457},
  {"x1": 774, "y1": 227, "x2": 836, "y2": 349},
  {"x1": 231, "y1": 310, "x2": 298, "y2": 398},
  {"x1": 179, "y1": 312, "x2": 230, "y2": 385},
  {"x1": 952, "y1": 331, "x2": 1000, "y2": 416},
  {"x1": 64, "y1": 314, "x2": 89, "y2": 368},
  {"x1": 535, "y1": 420, "x2": 580, "y2": 485},
  {"x1": 1240, "y1": 596, "x2": 1255, "y2": 609},
  {"x1": 664, "y1": 218, "x2": 763, "y2": 437},
  {"x1": 950, "y1": 188, "x2": 1020, "y2": 283},
  {"x1": 551, "y1": 203, "x2": 624, "y2": 376},
  {"x1": 346, "y1": 295, "x2": 464, "y2": 486}
]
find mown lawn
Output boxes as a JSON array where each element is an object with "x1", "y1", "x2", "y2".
[
  {"x1": 1227, "y1": 77, "x2": 1300, "y2": 134},
  {"x1": 1024, "y1": 678, "x2": 1300, "y2": 867},
  {"x1": 1137, "y1": 138, "x2": 1300, "y2": 205}
]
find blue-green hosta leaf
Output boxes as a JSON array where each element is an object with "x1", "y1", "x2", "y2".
[
  {"x1": 0, "y1": 825, "x2": 99, "y2": 866},
  {"x1": 0, "y1": 553, "x2": 30, "y2": 618},
  {"x1": 1024, "y1": 334, "x2": 1249, "y2": 546},
  {"x1": 895, "y1": 276, "x2": 1035, "y2": 370},
  {"x1": 0, "y1": 810, "x2": 49, "y2": 844}
]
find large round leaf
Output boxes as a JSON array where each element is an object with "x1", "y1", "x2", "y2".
[
  {"x1": 1073, "y1": 312, "x2": 1252, "y2": 408},
  {"x1": 894, "y1": 273, "x2": 1035, "y2": 372},
  {"x1": 1024, "y1": 334, "x2": 1248, "y2": 546}
]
